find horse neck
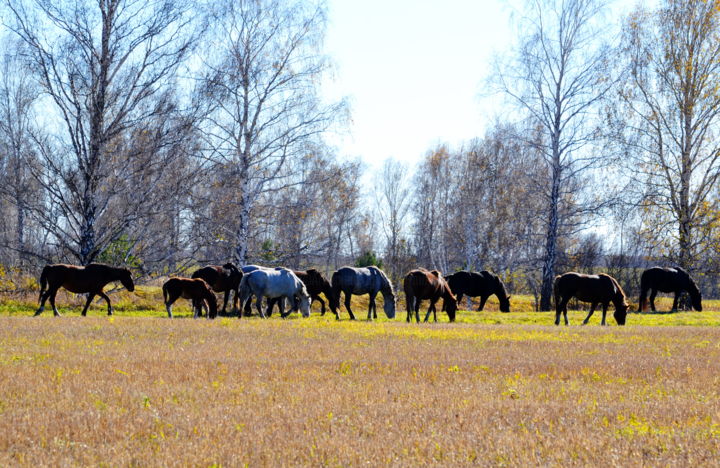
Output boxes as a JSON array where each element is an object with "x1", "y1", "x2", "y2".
[
  {"x1": 493, "y1": 278, "x2": 508, "y2": 300},
  {"x1": 610, "y1": 286, "x2": 627, "y2": 308}
]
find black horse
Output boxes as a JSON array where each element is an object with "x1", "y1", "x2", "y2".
[
  {"x1": 444, "y1": 270, "x2": 511, "y2": 312},
  {"x1": 638, "y1": 267, "x2": 702, "y2": 312},
  {"x1": 554, "y1": 272, "x2": 629, "y2": 326}
]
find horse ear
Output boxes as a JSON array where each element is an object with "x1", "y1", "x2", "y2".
[
  {"x1": 430, "y1": 270, "x2": 440, "y2": 277},
  {"x1": 507, "y1": 295, "x2": 511, "y2": 300}
]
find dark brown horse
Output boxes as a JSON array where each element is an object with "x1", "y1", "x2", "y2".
[
  {"x1": 191, "y1": 263, "x2": 243, "y2": 315},
  {"x1": 553, "y1": 272, "x2": 629, "y2": 326},
  {"x1": 638, "y1": 266, "x2": 702, "y2": 312},
  {"x1": 34, "y1": 263, "x2": 135, "y2": 317},
  {"x1": 444, "y1": 270, "x2": 511, "y2": 312},
  {"x1": 267, "y1": 268, "x2": 335, "y2": 316},
  {"x1": 404, "y1": 269, "x2": 458, "y2": 323},
  {"x1": 162, "y1": 277, "x2": 218, "y2": 319}
]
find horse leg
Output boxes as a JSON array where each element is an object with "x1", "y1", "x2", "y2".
[
  {"x1": 649, "y1": 289, "x2": 658, "y2": 312},
  {"x1": 256, "y1": 295, "x2": 266, "y2": 319},
  {"x1": 415, "y1": 298, "x2": 421, "y2": 323},
  {"x1": 554, "y1": 296, "x2": 565, "y2": 326},
  {"x1": 423, "y1": 300, "x2": 434, "y2": 323},
  {"x1": 81, "y1": 293, "x2": 96, "y2": 317},
  {"x1": 192, "y1": 299, "x2": 201, "y2": 318},
  {"x1": 48, "y1": 289, "x2": 62, "y2": 317},
  {"x1": 638, "y1": 287, "x2": 647, "y2": 313},
  {"x1": 601, "y1": 303, "x2": 608, "y2": 326},
  {"x1": 406, "y1": 296, "x2": 413, "y2": 323},
  {"x1": 35, "y1": 288, "x2": 53, "y2": 316},
  {"x1": 582, "y1": 302, "x2": 596, "y2": 325},
  {"x1": 671, "y1": 291, "x2": 679, "y2": 312},
  {"x1": 478, "y1": 295, "x2": 488, "y2": 311},
  {"x1": 97, "y1": 291, "x2": 113, "y2": 316},
  {"x1": 316, "y1": 296, "x2": 325, "y2": 315},
  {"x1": 367, "y1": 292, "x2": 377, "y2": 321},
  {"x1": 221, "y1": 290, "x2": 230, "y2": 315},
  {"x1": 345, "y1": 293, "x2": 356, "y2": 321}
]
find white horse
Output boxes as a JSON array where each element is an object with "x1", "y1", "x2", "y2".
[{"x1": 239, "y1": 268, "x2": 311, "y2": 318}]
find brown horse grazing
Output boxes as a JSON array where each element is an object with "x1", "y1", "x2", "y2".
[
  {"x1": 267, "y1": 268, "x2": 335, "y2": 316},
  {"x1": 35, "y1": 263, "x2": 135, "y2": 317},
  {"x1": 191, "y1": 263, "x2": 243, "y2": 315},
  {"x1": 444, "y1": 270, "x2": 511, "y2": 312},
  {"x1": 638, "y1": 266, "x2": 702, "y2": 312},
  {"x1": 553, "y1": 272, "x2": 629, "y2": 326},
  {"x1": 404, "y1": 269, "x2": 458, "y2": 323},
  {"x1": 162, "y1": 277, "x2": 218, "y2": 319}
]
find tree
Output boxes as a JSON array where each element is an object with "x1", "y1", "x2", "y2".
[
  {"x1": 375, "y1": 158, "x2": 412, "y2": 280},
  {"x1": 617, "y1": 0, "x2": 720, "y2": 272},
  {"x1": 198, "y1": 0, "x2": 345, "y2": 265},
  {"x1": 497, "y1": 0, "x2": 614, "y2": 310},
  {"x1": 5, "y1": 0, "x2": 198, "y2": 265}
]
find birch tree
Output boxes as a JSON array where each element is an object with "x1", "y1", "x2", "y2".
[
  {"x1": 199, "y1": 0, "x2": 345, "y2": 264},
  {"x1": 497, "y1": 0, "x2": 614, "y2": 310},
  {"x1": 617, "y1": 0, "x2": 720, "y2": 271},
  {"x1": 5, "y1": 0, "x2": 198, "y2": 265}
]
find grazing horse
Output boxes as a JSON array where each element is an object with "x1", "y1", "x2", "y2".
[
  {"x1": 191, "y1": 263, "x2": 243, "y2": 315},
  {"x1": 444, "y1": 270, "x2": 511, "y2": 312},
  {"x1": 330, "y1": 266, "x2": 396, "y2": 321},
  {"x1": 239, "y1": 268, "x2": 311, "y2": 318},
  {"x1": 554, "y1": 272, "x2": 629, "y2": 326},
  {"x1": 162, "y1": 277, "x2": 218, "y2": 319},
  {"x1": 638, "y1": 266, "x2": 702, "y2": 312},
  {"x1": 34, "y1": 263, "x2": 135, "y2": 317},
  {"x1": 404, "y1": 269, "x2": 457, "y2": 323},
  {"x1": 240, "y1": 264, "x2": 271, "y2": 315},
  {"x1": 268, "y1": 268, "x2": 335, "y2": 316}
]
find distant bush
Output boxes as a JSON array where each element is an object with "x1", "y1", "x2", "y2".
[{"x1": 355, "y1": 251, "x2": 383, "y2": 268}]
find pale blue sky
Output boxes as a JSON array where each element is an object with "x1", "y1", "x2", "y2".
[{"x1": 322, "y1": 0, "x2": 516, "y2": 168}]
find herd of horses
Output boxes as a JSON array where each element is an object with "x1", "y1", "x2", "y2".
[{"x1": 32, "y1": 262, "x2": 703, "y2": 326}]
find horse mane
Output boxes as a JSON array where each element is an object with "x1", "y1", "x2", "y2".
[
  {"x1": 369, "y1": 266, "x2": 395, "y2": 296},
  {"x1": 493, "y1": 273, "x2": 509, "y2": 298},
  {"x1": 430, "y1": 270, "x2": 441, "y2": 277},
  {"x1": 601, "y1": 274, "x2": 628, "y2": 307}
]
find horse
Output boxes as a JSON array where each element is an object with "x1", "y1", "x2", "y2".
[
  {"x1": 238, "y1": 268, "x2": 311, "y2": 318},
  {"x1": 240, "y1": 264, "x2": 271, "y2": 315},
  {"x1": 191, "y1": 263, "x2": 243, "y2": 315},
  {"x1": 330, "y1": 266, "x2": 396, "y2": 320},
  {"x1": 162, "y1": 277, "x2": 218, "y2": 319},
  {"x1": 553, "y1": 272, "x2": 629, "y2": 326},
  {"x1": 638, "y1": 266, "x2": 702, "y2": 312},
  {"x1": 444, "y1": 270, "x2": 511, "y2": 312},
  {"x1": 404, "y1": 269, "x2": 457, "y2": 323},
  {"x1": 267, "y1": 268, "x2": 335, "y2": 316},
  {"x1": 34, "y1": 263, "x2": 135, "y2": 317}
]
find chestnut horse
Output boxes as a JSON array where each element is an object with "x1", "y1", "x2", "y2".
[
  {"x1": 162, "y1": 277, "x2": 218, "y2": 319},
  {"x1": 638, "y1": 266, "x2": 702, "y2": 312},
  {"x1": 553, "y1": 272, "x2": 629, "y2": 326},
  {"x1": 35, "y1": 263, "x2": 135, "y2": 317},
  {"x1": 444, "y1": 270, "x2": 511, "y2": 312},
  {"x1": 404, "y1": 269, "x2": 458, "y2": 323},
  {"x1": 191, "y1": 263, "x2": 243, "y2": 315}
]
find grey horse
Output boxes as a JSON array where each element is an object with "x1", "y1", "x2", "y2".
[
  {"x1": 238, "y1": 268, "x2": 311, "y2": 318},
  {"x1": 330, "y1": 266, "x2": 396, "y2": 320}
]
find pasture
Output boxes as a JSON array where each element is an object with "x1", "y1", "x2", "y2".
[{"x1": 0, "y1": 291, "x2": 719, "y2": 465}]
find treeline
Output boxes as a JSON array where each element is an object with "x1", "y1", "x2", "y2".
[{"x1": 2, "y1": 0, "x2": 720, "y2": 310}]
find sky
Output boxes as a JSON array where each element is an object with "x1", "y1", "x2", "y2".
[{"x1": 321, "y1": 0, "x2": 516, "y2": 171}]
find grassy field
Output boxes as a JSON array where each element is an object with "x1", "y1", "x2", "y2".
[{"x1": 1, "y1": 291, "x2": 719, "y2": 465}]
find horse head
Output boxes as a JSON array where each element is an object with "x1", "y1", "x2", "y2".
[
  {"x1": 689, "y1": 283, "x2": 703, "y2": 311},
  {"x1": 613, "y1": 303, "x2": 628, "y2": 326},
  {"x1": 121, "y1": 268, "x2": 135, "y2": 292},
  {"x1": 382, "y1": 289, "x2": 396, "y2": 319},
  {"x1": 499, "y1": 295, "x2": 511, "y2": 313},
  {"x1": 297, "y1": 286, "x2": 311, "y2": 318},
  {"x1": 445, "y1": 290, "x2": 458, "y2": 322}
]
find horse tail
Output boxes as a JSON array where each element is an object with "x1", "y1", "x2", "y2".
[
  {"x1": 238, "y1": 274, "x2": 251, "y2": 307},
  {"x1": 638, "y1": 270, "x2": 650, "y2": 312},
  {"x1": 162, "y1": 280, "x2": 170, "y2": 305},
  {"x1": 552, "y1": 275, "x2": 562, "y2": 310},
  {"x1": 38, "y1": 266, "x2": 49, "y2": 304},
  {"x1": 331, "y1": 272, "x2": 342, "y2": 306}
]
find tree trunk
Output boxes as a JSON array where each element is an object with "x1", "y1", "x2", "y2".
[{"x1": 540, "y1": 156, "x2": 561, "y2": 311}]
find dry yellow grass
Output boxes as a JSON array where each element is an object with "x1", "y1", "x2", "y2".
[{"x1": 0, "y1": 316, "x2": 719, "y2": 466}]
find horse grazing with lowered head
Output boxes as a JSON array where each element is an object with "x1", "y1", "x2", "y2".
[
  {"x1": 554, "y1": 272, "x2": 629, "y2": 326},
  {"x1": 444, "y1": 270, "x2": 511, "y2": 312},
  {"x1": 268, "y1": 268, "x2": 335, "y2": 316},
  {"x1": 35, "y1": 263, "x2": 135, "y2": 317},
  {"x1": 330, "y1": 266, "x2": 396, "y2": 320},
  {"x1": 191, "y1": 263, "x2": 242, "y2": 315},
  {"x1": 404, "y1": 269, "x2": 458, "y2": 323},
  {"x1": 162, "y1": 277, "x2": 218, "y2": 319},
  {"x1": 239, "y1": 268, "x2": 311, "y2": 318},
  {"x1": 638, "y1": 266, "x2": 702, "y2": 312}
]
